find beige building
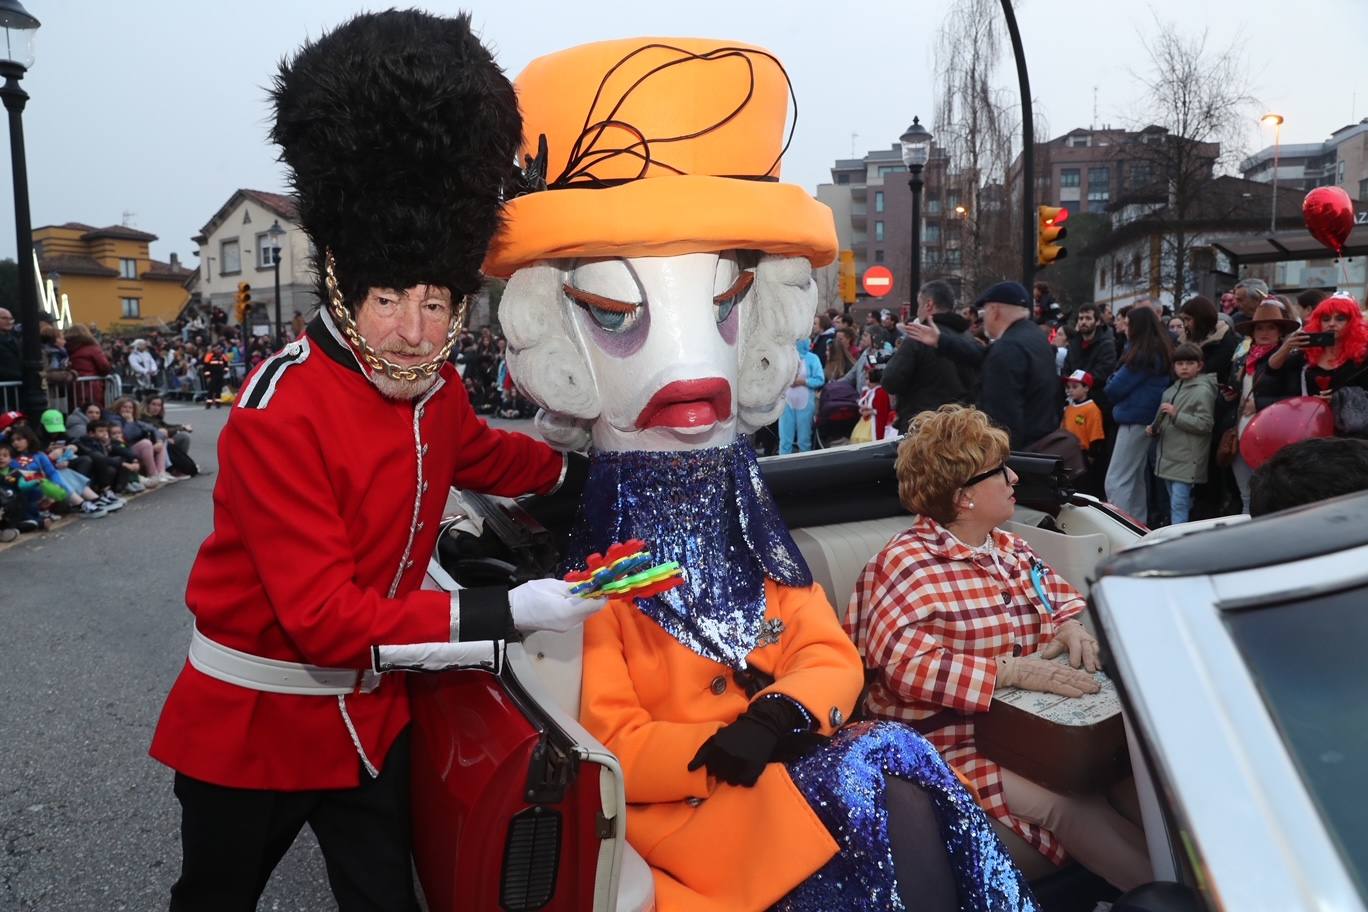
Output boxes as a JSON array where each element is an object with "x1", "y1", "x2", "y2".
[{"x1": 193, "y1": 189, "x2": 314, "y2": 330}]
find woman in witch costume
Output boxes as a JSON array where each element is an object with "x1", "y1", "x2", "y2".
[{"x1": 488, "y1": 38, "x2": 1037, "y2": 912}]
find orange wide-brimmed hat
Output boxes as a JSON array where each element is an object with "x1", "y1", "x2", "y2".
[{"x1": 482, "y1": 37, "x2": 838, "y2": 277}]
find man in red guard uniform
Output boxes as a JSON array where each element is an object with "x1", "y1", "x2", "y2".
[{"x1": 149, "y1": 12, "x2": 602, "y2": 911}]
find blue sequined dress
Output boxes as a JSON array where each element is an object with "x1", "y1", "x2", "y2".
[{"x1": 565, "y1": 441, "x2": 1037, "y2": 911}]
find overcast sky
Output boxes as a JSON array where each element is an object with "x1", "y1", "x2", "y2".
[{"x1": 4, "y1": 0, "x2": 1364, "y2": 264}]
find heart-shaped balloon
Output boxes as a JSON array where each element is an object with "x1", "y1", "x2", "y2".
[
  {"x1": 1240, "y1": 395, "x2": 1334, "y2": 471},
  {"x1": 1303, "y1": 186, "x2": 1355, "y2": 256}
]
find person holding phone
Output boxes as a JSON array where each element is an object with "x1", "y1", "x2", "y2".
[{"x1": 1267, "y1": 292, "x2": 1368, "y2": 398}]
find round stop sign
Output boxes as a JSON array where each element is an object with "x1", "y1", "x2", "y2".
[{"x1": 862, "y1": 265, "x2": 894, "y2": 298}]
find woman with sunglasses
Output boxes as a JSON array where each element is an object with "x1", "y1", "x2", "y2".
[{"x1": 844, "y1": 404, "x2": 1152, "y2": 891}]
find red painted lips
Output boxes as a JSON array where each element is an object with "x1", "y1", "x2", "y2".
[{"x1": 636, "y1": 378, "x2": 733, "y2": 430}]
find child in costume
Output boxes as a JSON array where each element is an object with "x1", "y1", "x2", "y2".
[
  {"x1": 1061, "y1": 370, "x2": 1104, "y2": 454},
  {"x1": 780, "y1": 337, "x2": 825, "y2": 453},
  {"x1": 489, "y1": 37, "x2": 1036, "y2": 912}
]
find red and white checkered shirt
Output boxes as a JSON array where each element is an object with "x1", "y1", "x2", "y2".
[{"x1": 843, "y1": 514, "x2": 1085, "y2": 865}]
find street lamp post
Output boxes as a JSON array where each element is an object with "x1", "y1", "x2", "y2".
[
  {"x1": 900, "y1": 117, "x2": 932, "y2": 311},
  {"x1": 0, "y1": 1, "x2": 42, "y2": 418},
  {"x1": 1261, "y1": 113, "x2": 1284, "y2": 233},
  {"x1": 268, "y1": 219, "x2": 284, "y2": 348}
]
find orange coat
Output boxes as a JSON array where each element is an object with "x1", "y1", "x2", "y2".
[{"x1": 580, "y1": 580, "x2": 863, "y2": 912}]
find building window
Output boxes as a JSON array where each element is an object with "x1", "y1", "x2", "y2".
[
  {"x1": 836, "y1": 173, "x2": 850, "y2": 185},
  {"x1": 924, "y1": 223, "x2": 941, "y2": 243},
  {"x1": 119, "y1": 257, "x2": 137, "y2": 279},
  {"x1": 946, "y1": 193, "x2": 960, "y2": 211},
  {"x1": 874, "y1": 221, "x2": 885, "y2": 241},
  {"x1": 945, "y1": 249, "x2": 962, "y2": 267},
  {"x1": 1360, "y1": 177, "x2": 1368, "y2": 199},
  {"x1": 256, "y1": 232, "x2": 281, "y2": 269},
  {"x1": 874, "y1": 249, "x2": 885, "y2": 263},
  {"x1": 1087, "y1": 187, "x2": 1111, "y2": 212},
  {"x1": 1087, "y1": 166, "x2": 1110, "y2": 188},
  {"x1": 927, "y1": 198, "x2": 942, "y2": 215},
  {"x1": 877, "y1": 164, "x2": 907, "y2": 176},
  {"x1": 1131, "y1": 254, "x2": 1142, "y2": 281},
  {"x1": 220, "y1": 238, "x2": 241, "y2": 275},
  {"x1": 1060, "y1": 169, "x2": 1080, "y2": 188},
  {"x1": 1128, "y1": 162, "x2": 1154, "y2": 188},
  {"x1": 121, "y1": 297, "x2": 141, "y2": 318},
  {"x1": 875, "y1": 191, "x2": 885, "y2": 213},
  {"x1": 1099, "y1": 267, "x2": 1107, "y2": 287},
  {"x1": 1069, "y1": 134, "x2": 1090, "y2": 148}
]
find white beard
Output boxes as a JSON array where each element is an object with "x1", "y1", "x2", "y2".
[{"x1": 368, "y1": 370, "x2": 439, "y2": 401}]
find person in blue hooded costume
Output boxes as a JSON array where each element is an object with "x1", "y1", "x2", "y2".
[
  {"x1": 488, "y1": 35, "x2": 1037, "y2": 912},
  {"x1": 779, "y1": 337, "x2": 826, "y2": 453}
]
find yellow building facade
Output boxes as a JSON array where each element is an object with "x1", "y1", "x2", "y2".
[{"x1": 33, "y1": 223, "x2": 192, "y2": 332}]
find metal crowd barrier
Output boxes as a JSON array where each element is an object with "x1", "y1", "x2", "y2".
[
  {"x1": 0, "y1": 380, "x2": 18, "y2": 412},
  {"x1": 45, "y1": 374, "x2": 124, "y2": 414}
]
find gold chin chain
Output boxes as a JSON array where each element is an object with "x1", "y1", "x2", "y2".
[{"x1": 324, "y1": 249, "x2": 469, "y2": 382}]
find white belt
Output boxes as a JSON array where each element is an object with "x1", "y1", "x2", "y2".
[{"x1": 188, "y1": 628, "x2": 378, "y2": 695}]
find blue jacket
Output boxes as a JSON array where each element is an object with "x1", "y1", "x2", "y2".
[{"x1": 1105, "y1": 357, "x2": 1170, "y2": 425}]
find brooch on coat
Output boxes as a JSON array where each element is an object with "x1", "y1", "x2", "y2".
[{"x1": 755, "y1": 618, "x2": 785, "y2": 649}]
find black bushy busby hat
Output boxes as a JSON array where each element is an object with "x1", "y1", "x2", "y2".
[{"x1": 270, "y1": 9, "x2": 521, "y2": 308}]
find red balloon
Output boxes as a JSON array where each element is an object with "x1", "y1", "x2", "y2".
[
  {"x1": 1240, "y1": 396, "x2": 1335, "y2": 471},
  {"x1": 1303, "y1": 186, "x2": 1355, "y2": 256}
]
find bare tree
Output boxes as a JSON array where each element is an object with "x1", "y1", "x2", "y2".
[
  {"x1": 1127, "y1": 19, "x2": 1256, "y2": 303},
  {"x1": 811, "y1": 258, "x2": 842, "y2": 314},
  {"x1": 932, "y1": 0, "x2": 1020, "y2": 299}
]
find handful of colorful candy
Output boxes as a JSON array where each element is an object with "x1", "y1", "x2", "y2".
[{"x1": 564, "y1": 539, "x2": 685, "y2": 600}]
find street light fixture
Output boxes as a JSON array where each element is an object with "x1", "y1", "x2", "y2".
[
  {"x1": 268, "y1": 218, "x2": 284, "y2": 348},
  {"x1": 0, "y1": 0, "x2": 42, "y2": 418},
  {"x1": 1261, "y1": 112, "x2": 1284, "y2": 233},
  {"x1": 899, "y1": 116, "x2": 933, "y2": 308}
]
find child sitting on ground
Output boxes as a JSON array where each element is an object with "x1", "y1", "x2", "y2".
[
  {"x1": 7, "y1": 425, "x2": 108, "y2": 516},
  {"x1": 0, "y1": 441, "x2": 48, "y2": 530},
  {"x1": 1146, "y1": 342, "x2": 1217, "y2": 526}
]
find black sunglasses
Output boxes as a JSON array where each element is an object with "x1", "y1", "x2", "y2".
[{"x1": 963, "y1": 463, "x2": 1009, "y2": 488}]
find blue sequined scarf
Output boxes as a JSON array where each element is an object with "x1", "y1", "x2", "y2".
[{"x1": 563, "y1": 440, "x2": 812, "y2": 669}]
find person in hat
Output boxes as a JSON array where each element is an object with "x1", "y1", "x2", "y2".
[
  {"x1": 1222, "y1": 301, "x2": 1300, "y2": 511},
  {"x1": 148, "y1": 12, "x2": 606, "y2": 911},
  {"x1": 1061, "y1": 370, "x2": 1104, "y2": 453},
  {"x1": 490, "y1": 36, "x2": 1034, "y2": 912},
  {"x1": 912, "y1": 281, "x2": 1066, "y2": 453}
]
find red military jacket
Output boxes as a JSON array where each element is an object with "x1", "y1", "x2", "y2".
[{"x1": 150, "y1": 311, "x2": 566, "y2": 791}]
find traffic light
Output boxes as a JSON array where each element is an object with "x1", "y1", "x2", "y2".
[
  {"x1": 838, "y1": 250, "x2": 856, "y2": 305},
  {"x1": 1037, "y1": 205, "x2": 1069, "y2": 268},
  {"x1": 235, "y1": 282, "x2": 253, "y2": 326}
]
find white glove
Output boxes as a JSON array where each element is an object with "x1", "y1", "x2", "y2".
[{"x1": 508, "y1": 578, "x2": 607, "y2": 634}]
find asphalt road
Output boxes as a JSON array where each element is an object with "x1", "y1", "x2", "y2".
[{"x1": 0, "y1": 400, "x2": 536, "y2": 911}]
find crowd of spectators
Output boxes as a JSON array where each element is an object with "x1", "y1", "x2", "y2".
[{"x1": 790, "y1": 277, "x2": 1368, "y2": 529}]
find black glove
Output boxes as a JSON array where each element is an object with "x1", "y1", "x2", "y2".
[{"x1": 687, "y1": 697, "x2": 811, "y2": 787}]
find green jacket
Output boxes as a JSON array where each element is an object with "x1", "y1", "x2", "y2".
[{"x1": 1154, "y1": 373, "x2": 1218, "y2": 484}]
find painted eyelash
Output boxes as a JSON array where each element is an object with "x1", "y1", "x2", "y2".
[
  {"x1": 714, "y1": 270, "x2": 754, "y2": 305},
  {"x1": 563, "y1": 283, "x2": 641, "y2": 314}
]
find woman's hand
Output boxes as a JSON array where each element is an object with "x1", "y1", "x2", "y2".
[
  {"x1": 996, "y1": 655, "x2": 1100, "y2": 697},
  {"x1": 1040, "y1": 619, "x2": 1101, "y2": 672},
  {"x1": 1241, "y1": 396, "x2": 1256, "y2": 418}
]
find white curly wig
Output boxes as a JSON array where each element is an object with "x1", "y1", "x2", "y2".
[{"x1": 500, "y1": 254, "x2": 820, "y2": 452}]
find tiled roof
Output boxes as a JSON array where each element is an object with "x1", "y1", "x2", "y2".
[
  {"x1": 142, "y1": 258, "x2": 195, "y2": 280},
  {"x1": 82, "y1": 225, "x2": 159, "y2": 242},
  {"x1": 37, "y1": 253, "x2": 118, "y2": 277},
  {"x1": 240, "y1": 189, "x2": 299, "y2": 220},
  {"x1": 198, "y1": 189, "x2": 300, "y2": 240}
]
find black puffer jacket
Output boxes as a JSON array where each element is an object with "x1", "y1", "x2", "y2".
[{"x1": 881, "y1": 312, "x2": 976, "y2": 431}]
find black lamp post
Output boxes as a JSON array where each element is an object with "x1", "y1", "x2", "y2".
[
  {"x1": 268, "y1": 219, "x2": 284, "y2": 348},
  {"x1": 900, "y1": 117, "x2": 932, "y2": 311},
  {"x1": 0, "y1": 0, "x2": 42, "y2": 418}
]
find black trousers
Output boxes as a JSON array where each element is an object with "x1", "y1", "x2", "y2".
[{"x1": 170, "y1": 730, "x2": 418, "y2": 912}]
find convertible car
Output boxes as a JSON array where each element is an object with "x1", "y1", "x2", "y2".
[{"x1": 405, "y1": 439, "x2": 1368, "y2": 912}]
